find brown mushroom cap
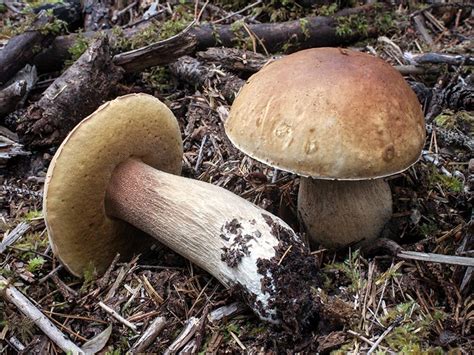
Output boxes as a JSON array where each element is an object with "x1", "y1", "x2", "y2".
[
  {"x1": 44, "y1": 94, "x2": 183, "y2": 277},
  {"x1": 225, "y1": 48, "x2": 426, "y2": 180}
]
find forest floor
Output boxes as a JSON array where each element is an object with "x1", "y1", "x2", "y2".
[{"x1": 0, "y1": 1, "x2": 472, "y2": 354}]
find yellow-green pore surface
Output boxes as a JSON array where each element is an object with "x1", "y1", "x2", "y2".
[
  {"x1": 226, "y1": 48, "x2": 426, "y2": 179},
  {"x1": 44, "y1": 94, "x2": 183, "y2": 277}
]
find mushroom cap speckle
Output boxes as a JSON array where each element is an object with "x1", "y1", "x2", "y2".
[
  {"x1": 225, "y1": 48, "x2": 426, "y2": 180},
  {"x1": 44, "y1": 94, "x2": 183, "y2": 277}
]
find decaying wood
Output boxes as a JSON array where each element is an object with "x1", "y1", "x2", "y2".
[
  {"x1": 32, "y1": 0, "x2": 83, "y2": 30},
  {"x1": 0, "y1": 130, "x2": 29, "y2": 169},
  {"x1": 0, "y1": 65, "x2": 38, "y2": 119},
  {"x1": 16, "y1": 37, "x2": 123, "y2": 148},
  {"x1": 426, "y1": 124, "x2": 474, "y2": 152},
  {"x1": 0, "y1": 276, "x2": 83, "y2": 354},
  {"x1": 0, "y1": 82, "x2": 26, "y2": 118},
  {"x1": 170, "y1": 56, "x2": 244, "y2": 102},
  {"x1": 113, "y1": 4, "x2": 383, "y2": 72},
  {"x1": 98, "y1": 301, "x2": 137, "y2": 332},
  {"x1": 426, "y1": 73, "x2": 473, "y2": 123},
  {"x1": 130, "y1": 316, "x2": 167, "y2": 353},
  {"x1": 0, "y1": 12, "x2": 55, "y2": 86},
  {"x1": 83, "y1": 0, "x2": 111, "y2": 31}
]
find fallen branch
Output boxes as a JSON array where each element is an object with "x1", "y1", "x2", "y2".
[
  {"x1": 16, "y1": 36, "x2": 123, "y2": 148},
  {"x1": 0, "y1": 276, "x2": 83, "y2": 354},
  {"x1": 130, "y1": 316, "x2": 167, "y2": 352},
  {"x1": 0, "y1": 11, "x2": 55, "y2": 85},
  {"x1": 113, "y1": 5, "x2": 383, "y2": 72}
]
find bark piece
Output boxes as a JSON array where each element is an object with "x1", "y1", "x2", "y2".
[
  {"x1": 0, "y1": 65, "x2": 38, "y2": 119},
  {"x1": 16, "y1": 36, "x2": 123, "y2": 148},
  {"x1": 169, "y1": 56, "x2": 244, "y2": 102},
  {"x1": 196, "y1": 47, "x2": 279, "y2": 73}
]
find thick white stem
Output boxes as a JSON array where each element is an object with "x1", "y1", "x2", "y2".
[
  {"x1": 298, "y1": 178, "x2": 393, "y2": 249},
  {"x1": 105, "y1": 159, "x2": 299, "y2": 322}
]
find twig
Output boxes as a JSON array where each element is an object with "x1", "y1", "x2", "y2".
[
  {"x1": 130, "y1": 316, "x2": 167, "y2": 352},
  {"x1": 367, "y1": 316, "x2": 402, "y2": 354},
  {"x1": 397, "y1": 251, "x2": 474, "y2": 267},
  {"x1": 98, "y1": 301, "x2": 137, "y2": 332},
  {"x1": 208, "y1": 302, "x2": 246, "y2": 323},
  {"x1": 163, "y1": 317, "x2": 200, "y2": 355},
  {"x1": 0, "y1": 222, "x2": 31, "y2": 254},
  {"x1": 0, "y1": 276, "x2": 83, "y2": 354},
  {"x1": 195, "y1": 135, "x2": 208, "y2": 173}
]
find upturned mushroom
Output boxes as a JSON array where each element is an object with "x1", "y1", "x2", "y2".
[
  {"x1": 44, "y1": 93, "x2": 320, "y2": 326},
  {"x1": 225, "y1": 48, "x2": 425, "y2": 249}
]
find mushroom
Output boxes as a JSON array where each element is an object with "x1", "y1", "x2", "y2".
[
  {"x1": 44, "y1": 93, "x2": 320, "y2": 326},
  {"x1": 225, "y1": 48, "x2": 425, "y2": 249}
]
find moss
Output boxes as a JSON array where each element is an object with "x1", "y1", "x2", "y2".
[
  {"x1": 374, "y1": 12, "x2": 396, "y2": 34},
  {"x1": 26, "y1": 256, "x2": 45, "y2": 273},
  {"x1": 317, "y1": 3, "x2": 338, "y2": 16},
  {"x1": 141, "y1": 66, "x2": 174, "y2": 92},
  {"x1": 22, "y1": 209, "x2": 42, "y2": 222},
  {"x1": 336, "y1": 14, "x2": 369, "y2": 37},
  {"x1": 323, "y1": 250, "x2": 365, "y2": 293},
  {"x1": 38, "y1": 11, "x2": 68, "y2": 36},
  {"x1": 64, "y1": 31, "x2": 89, "y2": 67},
  {"x1": 299, "y1": 18, "x2": 310, "y2": 39},
  {"x1": 419, "y1": 222, "x2": 438, "y2": 237},
  {"x1": 230, "y1": 20, "x2": 253, "y2": 50},
  {"x1": 428, "y1": 166, "x2": 463, "y2": 193},
  {"x1": 81, "y1": 261, "x2": 97, "y2": 291}
]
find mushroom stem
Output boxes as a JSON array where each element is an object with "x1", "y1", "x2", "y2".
[
  {"x1": 298, "y1": 177, "x2": 393, "y2": 249},
  {"x1": 105, "y1": 159, "x2": 317, "y2": 324}
]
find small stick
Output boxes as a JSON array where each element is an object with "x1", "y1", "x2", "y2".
[
  {"x1": 208, "y1": 302, "x2": 246, "y2": 323},
  {"x1": 195, "y1": 135, "x2": 208, "y2": 173},
  {"x1": 0, "y1": 276, "x2": 83, "y2": 354},
  {"x1": 367, "y1": 316, "x2": 402, "y2": 354},
  {"x1": 163, "y1": 317, "x2": 200, "y2": 355},
  {"x1": 130, "y1": 316, "x2": 167, "y2": 352},
  {"x1": 0, "y1": 222, "x2": 31, "y2": 253},
  {"x1": 38, "y1": 265, "x2": 63, "y2": 284},
  {"x1": 98, "y1": 301, "x2": 137, "y2": 332},
  {"x1": 397, "y1": 251, "x2": 474, "y2": 267}
]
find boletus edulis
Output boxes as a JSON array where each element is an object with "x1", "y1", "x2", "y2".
[
  {"x1": 44, "y1": 94, "x2": 320, "y2": 326},
  {"x1": 225, "y1": 48, "x2": 426, "y2": 249}
]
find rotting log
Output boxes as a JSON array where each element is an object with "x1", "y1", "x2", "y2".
[
  {"x1": 0, "y1": 1, "x2": 83, "y2": 85},
  {"x1": 113, "y1": 4, "x2": 383, "y2": 72},
  {"x1": 35, "y1": 4, "x2": 385, "y2": 73},
  {"x1": 0, "y1": 12, "x2": 55, "y2": 86},
  {"x1": 16, "y1": 37, "x2": 123, "y2": 148}
]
